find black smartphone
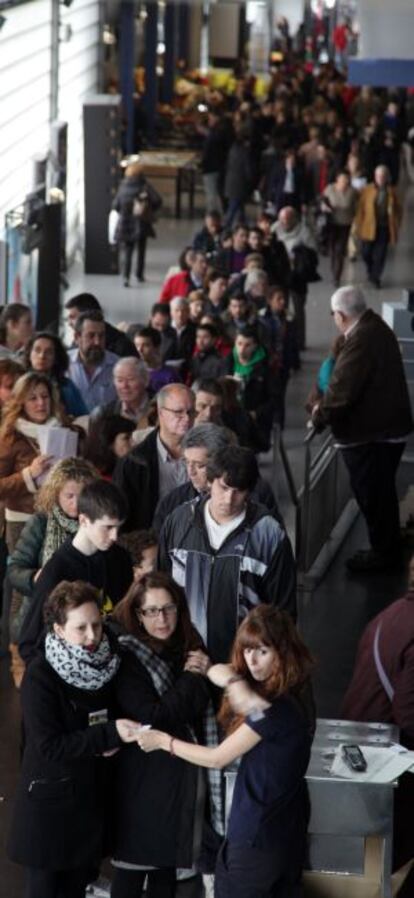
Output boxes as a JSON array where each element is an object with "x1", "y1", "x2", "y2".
[{"x1": 341, "y1": 743, "x2": 367, "y2": 772}]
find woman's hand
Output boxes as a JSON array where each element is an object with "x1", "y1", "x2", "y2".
[
  {"x1": 184, "y1": 649, "x2": 211, "y2": 675},
  {"x1": 29, "y1": 454, "x2": 53, "y2": 480},
  {"x1": 137, "y1": 729, "x2": 170, "y2": 753},
  {"x1": 116, "y1": 719, "x2": 142, "y2": 742},
  {"x1": 207, "y1": 663, "x2": 235, "y2": 688}
]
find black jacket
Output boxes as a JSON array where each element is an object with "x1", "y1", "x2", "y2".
[
  {"x1": 113, "y1": 174, "x2": 161, "y2": 242},
  {"x1": 7, "y1": 648, "x2": 121, "y2": 870},
  {"x1": 153, "y1": 479, "x2": 284, "y2": 535},
  {"x1": 113, "y1": 428, "x2": 161, "y2": 531},
  {"x1": 111, "y1": 633, "x2": 211, "y2": 867},
  {"x1": 158, "y1": 496, "x2": 296, "y2": 663},
  {"x1": 19, "y1": 539, "x2": 133, "y2": 663},
  {"x1": 105, "y1": 321, "x2": 139, "y2": 359},
  {"x1": 188, "y1": 347, "x2": 226, "y2": 383},
  {"x1": 224, "y1": 353, "x2": 281, "y2": 451}
]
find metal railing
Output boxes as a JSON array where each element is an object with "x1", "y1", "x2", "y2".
[{"x1": 297, "y1": 427, "x2": 353, "y2": 575}]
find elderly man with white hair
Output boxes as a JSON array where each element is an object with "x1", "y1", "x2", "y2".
[
  {"x1": 113, "y1": 382, "x2": 195, "y2": 530},
  {"x1": 169, "y1": 296, "x2": 196, "y2": 363},
  {"x1": 354, "y1": 164, "x2": 402, "y2": 288},
  {"x1": 312, "y1": 285, "x2": 412, "y2": 573},
  {"x1": 91, "y1": 356, "x2": 150, "y2": 428}
]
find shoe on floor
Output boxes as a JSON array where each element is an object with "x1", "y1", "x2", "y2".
[
  {"x1": 123, "y1": 279, "x2": 129, "y2": 287},
  {"x1": 346, "y1": 549, "x2": 402, "y2": 573}
]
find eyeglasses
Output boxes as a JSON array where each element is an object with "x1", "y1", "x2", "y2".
[
  {"x1": 139, "y1": 603, "x2": 178, "y2": 619},
  {"x1": 184, "y1": 459, "x2": 207, "y2": 471},
  {"x1": 162, "y1": 407, "x2": 195, "y2": 418}
]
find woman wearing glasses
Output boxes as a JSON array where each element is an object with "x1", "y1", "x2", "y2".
[{"x1": 109, "y1": 571, "x2": 220, "y2": 898}]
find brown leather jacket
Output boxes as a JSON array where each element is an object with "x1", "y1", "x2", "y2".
[
  {"x1": 314, "y1": 309, "x2": 413, "y2": 444},
  {"x1": 0, "y1": 430, "x2": 38, "y2": 516}
]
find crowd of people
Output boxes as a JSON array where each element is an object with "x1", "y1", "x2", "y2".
[{"x1": 1, "y1": 52, "x2": 414, "y2": 898}]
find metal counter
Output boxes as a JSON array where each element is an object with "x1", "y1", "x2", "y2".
[{"x1": 224, "y1": 719, "x2": 399, "y2": 898}]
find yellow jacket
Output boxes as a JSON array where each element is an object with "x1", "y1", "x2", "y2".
[{"x1": 354, "y1": 183, "x2": 402, "y2": 244}]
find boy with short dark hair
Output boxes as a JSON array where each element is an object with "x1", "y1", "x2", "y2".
[{"x1": 19, "y1": 480, "x2": 133, "y2": 662}]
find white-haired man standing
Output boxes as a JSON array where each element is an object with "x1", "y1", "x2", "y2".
[{"x1": 312, "y1": 286, "x2": 412, "y2": 573}]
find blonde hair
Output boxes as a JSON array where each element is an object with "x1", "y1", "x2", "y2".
[
  {"x1": 0, "y1": 372, "x2": 67, "y2": 440},
  {"x1": 35, "y1": 457, "x2": 98, "y2": 513}
]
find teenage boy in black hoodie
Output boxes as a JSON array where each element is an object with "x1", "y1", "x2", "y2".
[{"x1": 19, "y1": 480, "x2": 133, "y2": 662}]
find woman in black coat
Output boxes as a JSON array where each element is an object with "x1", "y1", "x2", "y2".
[
  {"x1": 113, "y1": 161, "x2": 162, "y2": 287},
  {"x1": 109, "y1": 571, "x2": 220, "y2": 898},
  {"x1": 7, "y1": 580, "x2": 138, "y2": 898}
]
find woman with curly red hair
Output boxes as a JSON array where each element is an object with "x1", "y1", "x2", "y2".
[{"x1": 138, "y1": 605, "x2": 315, "y2": 898}]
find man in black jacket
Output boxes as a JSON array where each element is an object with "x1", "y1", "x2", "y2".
[
  {"x1": 153, "y1": 423, "x2": 281, "y2": 533},
  {"x1": 113, "y1": 383, "x2": 194, "y2": 530},
  {"x1": 65, "y1": 293, "x2": 138, "y2": 358},
  {"x1": 19, "y1": 480, "x2": 133, "y2": 662},
  {"x1": 312, "y1": 286, "x2": 413, "y2": 572},
  {"x1": 158, "y1": 446, "x2": 296, "y2": 663}
]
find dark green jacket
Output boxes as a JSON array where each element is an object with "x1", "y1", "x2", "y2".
[{"x1": 8, "y1": 513, "x2": 47, "y2": 597}]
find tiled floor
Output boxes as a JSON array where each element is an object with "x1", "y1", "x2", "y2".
[{"x1": 1, "y1": 187, "x2": 414, "y2": 895}]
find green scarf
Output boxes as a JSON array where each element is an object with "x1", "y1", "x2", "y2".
[
  {"x1": 232, "y1": 344, "x2": 266, "y2": 379},
  {"x1": 41, "y1": 504, "x2": 79, "y2": 566}
]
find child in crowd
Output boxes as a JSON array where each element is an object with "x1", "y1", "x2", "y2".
[
  {"x1": 18, "y1": 479, "x2": 133, "y2": 663},
  {"x1": 119, "y1": 529, "x2": 158, "y2": 582}
]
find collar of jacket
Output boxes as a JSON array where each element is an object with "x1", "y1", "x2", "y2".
[{"x1": 191, "y1": 494, "x2": 268, "y2": 533}]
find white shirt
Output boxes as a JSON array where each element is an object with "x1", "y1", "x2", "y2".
[
  {"x1": 157, "y1": 434, "x2": 187, "y2": 499},
  {"x1": 204, "y1": 502, "x2": 246, "y2": 551}
]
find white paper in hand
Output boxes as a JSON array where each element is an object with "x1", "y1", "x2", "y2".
[{"x1": 36, "y1": 425, "x2": 78, "y2": 482}]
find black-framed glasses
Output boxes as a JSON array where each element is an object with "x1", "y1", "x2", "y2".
[{"x1": 138, "y1": 604, "x2": 178, "y2": 619}]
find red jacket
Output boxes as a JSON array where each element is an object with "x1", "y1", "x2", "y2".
[
  {"x1": 159, "y1": 271, "x2": 192, "y2": 303},
  {"x1": 341, "y1": 591, "x2": 414, "y2": 748}
]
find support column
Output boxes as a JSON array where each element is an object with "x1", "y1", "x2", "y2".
[
  {"x1": 177, "y1": 2, "x2": 190, "y2": 66},
  {"x1": 50, "y1": 0, "x2": 60, "y2": 122},
  {"x1": 143, "y1": 1, "x2": 158, "y2": 144},
  {"x1": 161, "y1": 2, "x2": 177, "y2": 104},
  {"x1": 119, "y1": 1, "x2": 135, "y2": 154}
]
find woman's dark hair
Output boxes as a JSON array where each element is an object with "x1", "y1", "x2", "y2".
[
  {"x1": 43, "y1": 580, "x2": 101, "y2": 629},
  {"x1": 113, "y1": 571, "x2": 203, "y2": 658},
  {"x1": 219, "y1": 605, "x2": 314, "y2": 733},
  {"x1": 77, "y1": 478, "x2": 127, "y2": 523},
  {"x1": 84, "y1": 415, "x2": 135, "y2": 476},
  {"x1": 206, "y1": 445, "x2": 258, "y2": 492},
  {"x1": 0, "y1": 303, "x2": 31, "y2": 345},
  {"x1": 24, "y1": 331, "x2": 69, "y2": 382}
]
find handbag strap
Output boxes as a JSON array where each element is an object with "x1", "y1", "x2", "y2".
[{"x1": 373, "y1": 621, "x2": 395, "y2": 702}]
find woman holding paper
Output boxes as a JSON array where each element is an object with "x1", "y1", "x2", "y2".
[
  {"x1": 137, "y1": 606, "x2": 315, "y2": 898},
  {"x1": 109, "y1": 571, "x2": 218, "y2": 898},
  {"x1": 0, "y1": 372, "x2": 71, "y2": 684}
]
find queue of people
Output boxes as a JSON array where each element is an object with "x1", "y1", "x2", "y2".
[{"x1": 1, "y1": 50, "x2": 414, "y2": 898}]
